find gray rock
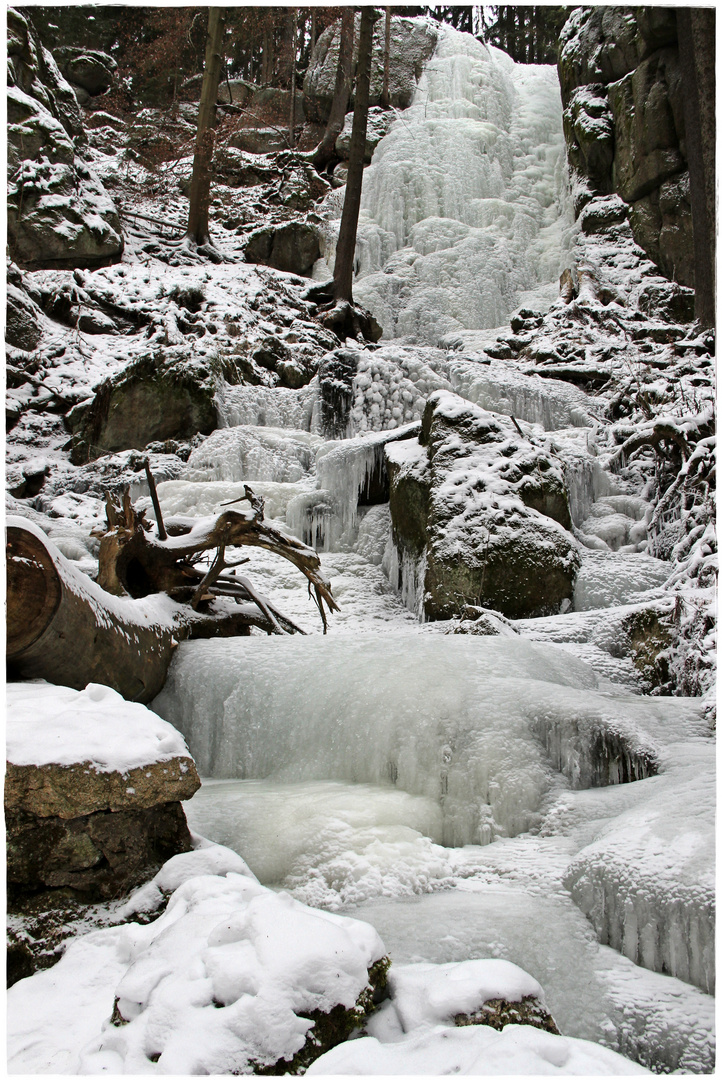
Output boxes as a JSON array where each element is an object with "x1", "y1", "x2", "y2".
[
  {"x1": 6, "y1": 281, "x2": 43, "y2": 351},
  {"x1": 304, "y1": 14, "x2": 437, "y2": 123},
  {"x1": 54, "y1": 47, "x2": 117, "y2": 95},
  {"x1": 609, "y1": 48, "x2": 685, "y2": 204},
  {"x1": 227, "y1": 126, "x2": 289, "y2": 155},
  {"x1": 7, "y1": 8, "x2": 123, "y2": 269},
  {"x1": 558, "y1": 7, "x2": 641, "y2": 105},
  {"x1": 563, "y1": 85, "x2": 614, "y2": 192},
  {"x1": 66, "y1": 353, "x2": 219, "y2": 462},
  {"x1": 335, "y1": 106, "x2": 393, "y2": 162},
  {"x1": 7, "y1": 802, "x2": 195, "y2": 899},
  {"x1": 559, "y1": 7, "x2": 693, "y2": 291},
  {"x1": 244, "y1": 221, "x2": 320, "y2": 276}
]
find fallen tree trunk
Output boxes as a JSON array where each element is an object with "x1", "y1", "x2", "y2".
[
  {"x1": 8, "y1": 497, "x2": 339, "y2": 702},
  {"x1": 7, "y1": 519, "x2": 179, "y2": 703}
]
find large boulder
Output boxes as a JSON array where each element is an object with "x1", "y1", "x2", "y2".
[
  {"x1": 7, "y1": 8, "x2": 123, "y2": 269},
  {"x1": 244, "y1": 221, "x2": 321, "y2": 276},
  {"x1": 54, "y1": 46, "x2": 117, "y2": 100},
  {"x1": 388, "y1": 391, "x2": 579, "y2": 620},
  {"x1": 304, "y1": 15, "x2": 437, "y2": 123},
  {"x1": 6, "y1": 681, "x2": 201, "y2": 900},
  {"x1": 65, "y1": 352, "x2": 220, "y2": 463}
]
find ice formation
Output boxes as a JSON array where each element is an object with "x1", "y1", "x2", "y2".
[
  {"x1": 337, "y1": 29, "x2": 572, "y2": 343},
  {"x1": 154, "y1": 635, "x2": 695, "y2": 845}
]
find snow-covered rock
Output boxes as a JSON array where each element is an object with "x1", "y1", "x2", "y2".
[
  {"x1": 6, "y1": 681, "x2": 200, "y2": 898},
  {"x1": 7, "y1": 9, "x2": 123, "y2": 269},
  {"x1": 303, "y1": 15, "x2": 438, "y2": 123},
  {"x1": 336, "y1": 106, "x2": 394, "y2": 163},
  {"x1": 388, "y1": 390, "x2": 579, "y2": 620},
  {"x1": 8, "y1": 844, "x2": 389, "y2": 1075}
]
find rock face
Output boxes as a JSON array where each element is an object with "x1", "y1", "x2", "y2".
[
  {"x1": 304, "y1": 15, "x2": 438, "y2": 123},
  {"x1": 7, "y1": 8, "x2": 123, "y2": 269},
  {"x1": 559, "y1": 8, "x2": 693, "y2": 287},
  {"x1": 244, "y1": 221, "x2": 321, "y2": 276},
  {"x1": 387, "y1": 391, "x2": 579, "y2": 620}
]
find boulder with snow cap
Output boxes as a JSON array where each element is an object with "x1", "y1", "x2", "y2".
[
  {"x1": 80, "y1": 872, "x2": 390, "y2": 1074},
  {"x1": 390, "y1": 391, "x2": 580, "y2": 620},
  {"x1": 6, "y1": 681, "x2": 200, "y2": 900}
]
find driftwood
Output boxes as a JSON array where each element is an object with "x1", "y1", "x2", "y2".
[
  {"x1": 7, "y1": 482, "x2": 338, "y2": 703},
  {"x1": 96, "y1": 479, "x2": 338, "y2": 632}
]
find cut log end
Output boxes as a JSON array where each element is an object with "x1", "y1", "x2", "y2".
[{"x1": 7, "y1": 526, "x2": 62, "y2": 656}]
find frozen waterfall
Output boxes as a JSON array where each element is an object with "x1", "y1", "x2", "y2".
[
  {"x1": 139, "y1": 23, "x2": 713, "y2": 1075},
  {"x1": 321, "y1": 26, "x2": 573, "y2": 344}
]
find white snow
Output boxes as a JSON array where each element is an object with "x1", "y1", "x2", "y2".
[
  {"x1": 7, "y1": 681, "x2": 190, "y2": 771},
  {"x1": 8, "y1": 843, "x2": 386, "y2": 1076},
  {"x1": 308, "y1": 1021, "x2": 650, "y2": 1075}
]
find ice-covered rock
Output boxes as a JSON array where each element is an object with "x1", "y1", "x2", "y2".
[
  {"x1": 564, "y1": 736, "x2": 714, "y2": 995},
  {"x1": 152, "y1": 634, "x2": 683, "y2": 848}
]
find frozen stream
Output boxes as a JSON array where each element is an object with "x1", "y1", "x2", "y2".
[{"x1": 145, "y1": 26, "x2": 714, "y2": 1075}]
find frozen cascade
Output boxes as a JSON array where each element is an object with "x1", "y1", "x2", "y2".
[
  {"x1": 345, "y1": 28, "x2": 573, "y2": 343},
  {"x1": 216, "y1": 381, "x2": 319, "y2": 431},
  {"x1": 184, "y1": 425, "x2": 324, "y2": 484},
  {"x1": 155, "y1": 636, "x2": 672, "y2": 848}
]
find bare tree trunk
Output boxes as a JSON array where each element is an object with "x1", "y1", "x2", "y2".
[
  {"x1": 311, "y1": 9, "x2": 355, "y2": 169},
  {"x1": 186, "y1": 7, "x2": 225, "y2": 247},
  {"x1": 382, "y1": 8, "x2": 391, "y2": 107},
  {"x1": 333, "y1": 7, "x2": 376, "y2": 303},
  {"x1": 677, "y1": 8, "x2": 716, "y2": 327},
  {"x1": 310, "y1": 9, "x2": 317, "y2": 52},
  {"x1": 289, "y1": 7, "x2": 297, "y2": 148},
  {"x1": 262, "y1": 28, "x2": 269, "y2": 85}
]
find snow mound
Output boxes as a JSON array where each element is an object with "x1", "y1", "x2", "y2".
[
  {"x1": 307, "y1": 1019, "x2": 649, "y2": 1075},
  {"x1": 7, "y1": 681, "x2": 189, "y2": 772},
  {"x1": 8, "y1": 844, "x2": 386, "y2": 1075}
]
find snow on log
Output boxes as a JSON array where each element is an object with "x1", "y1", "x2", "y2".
[{"x1": 7, "y1": 518, "x2": 180, "y2": 703}]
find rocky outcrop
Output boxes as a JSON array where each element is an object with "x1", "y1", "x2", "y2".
[
  {"x1": 387, "y1": 391, "x2": 579, "y2": 620},
  {"x1": 244, "y1": 221, "x2": 321, "y2": 276},
  {"x1": 66, "y1": 352, "x2": 220, "y2": 462},
  {"x1": 304, "y1": 15, "x2": 437, "y2": 123},
  {"x1": 7, "y1": 8, "x2": 123, "y2": 269},
  {"x1": 559, "y1": 8, "x2": 693, "y2": 287},
  {"x1": 6, "y1": 682, "x2": 201, "y2": 901},
  {"x1": 54, "y1": 47, "x2": 117, "y2": 104}
]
